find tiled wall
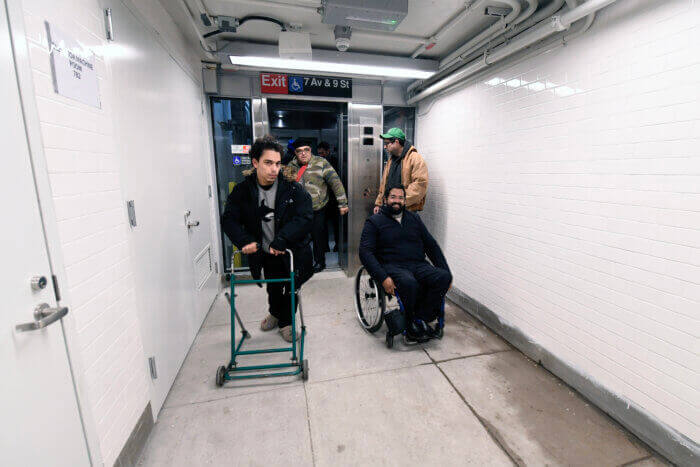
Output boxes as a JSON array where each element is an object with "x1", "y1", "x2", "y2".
[
  {"x1": 19, "y1": 0, "x2": 207, "y2": 464},
  {"x1": 20, "y1": 1, "x2": 150, "y2": 463},
  {"x1": 417, "y1": 0, "x2": 699, "y2": 443}
]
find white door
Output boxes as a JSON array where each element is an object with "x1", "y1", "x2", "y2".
[
  {"x1": 184, "y1": 96, "x2": 218, "y2": 315},
  {"x1": 0, "y1": 2, "x2": 90, "y2": 465}
]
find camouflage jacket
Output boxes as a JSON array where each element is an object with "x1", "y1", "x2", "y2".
[{"x1": 289, "y1": 155, "x2": 348, "y2": 211}]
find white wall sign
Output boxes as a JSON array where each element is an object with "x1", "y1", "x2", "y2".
[
  {"x1": 45, "y1": 22, "x2": 100, "y2": 108},
  {"x1": 231, "y1": 144, "x2": 250, "y2": 154}
]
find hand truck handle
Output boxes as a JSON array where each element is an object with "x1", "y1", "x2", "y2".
[
  {"x1": 285, "y1": 249, "x2": 294, "y2": 273},
  {"x1": 231, "y1": 246, "x2": 294, "y2": 273}
]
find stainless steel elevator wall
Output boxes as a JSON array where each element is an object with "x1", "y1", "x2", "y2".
[{"x1": 346, "y1": 104, "x2": 383, "y2": 276}]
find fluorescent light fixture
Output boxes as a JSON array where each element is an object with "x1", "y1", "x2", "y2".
[{"x1": 229, "y1": 55, "x2": 435, "y2": 79}]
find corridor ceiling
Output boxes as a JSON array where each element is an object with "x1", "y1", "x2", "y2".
[{"x1": 164, "y1": 0, "x2": 559, "y2": 60}]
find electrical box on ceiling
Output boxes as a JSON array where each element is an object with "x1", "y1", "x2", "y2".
[
  {"x1": 322, "y1": 0, "x2": 408, "y2": 31},
  {"x1": 279, "y1": 31, "x2": 312, "y2": 60}
]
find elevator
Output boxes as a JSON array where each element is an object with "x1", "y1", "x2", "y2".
[{"x1": 210, "y1": 92, "x2": 414, "y2": 276}]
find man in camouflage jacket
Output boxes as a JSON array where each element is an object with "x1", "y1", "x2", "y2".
[{"x1": 289, "y1": 138, "x2": 348, "y2": 272}]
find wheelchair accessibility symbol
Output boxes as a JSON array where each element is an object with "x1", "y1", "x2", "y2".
[{"x1": 289, "y1": 76, "x2": 303, "y2": 93}]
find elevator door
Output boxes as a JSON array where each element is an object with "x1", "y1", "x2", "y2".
[{"x1": 266, "y1": 99, "x2": 349, "y2": 271}]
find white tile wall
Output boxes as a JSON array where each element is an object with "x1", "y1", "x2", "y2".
[
  {"x1": 21, "y1": 1, "x2": 150, "y2": 464},
  {"x1": 417, "y1": 0, "x2": 699, "y2": 443}
]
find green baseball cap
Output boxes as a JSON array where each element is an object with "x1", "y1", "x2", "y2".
[{"x1": 380, "y1": 127, "x2": 406, "y2": 140}]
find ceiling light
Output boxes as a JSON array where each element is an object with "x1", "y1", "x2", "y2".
[{"x1": 229, "y1": 55, "x2": 435, "y2": 80}]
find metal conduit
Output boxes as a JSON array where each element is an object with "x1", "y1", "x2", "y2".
[
  {"x1": 410, "y1": 1, "x2": 480, "y2": 58},
  {"x1": 437, "y1": 0, "x2": 538, "y2": 69},
  {"x1": 179, "y1": 0, "x2": 216, "y2": 57},
  {"x1": 420, "y1": 4, "x2": 597, "y2": 110},
  {"x1": 406, "y1": 0, "x2": 618, "y2": 105},
  {"x1": 437, "y1": 0, "x2": 522, "y2": 68},
  {"x1": 407, "y1": 0, "x2": 565, "y2": 95}
]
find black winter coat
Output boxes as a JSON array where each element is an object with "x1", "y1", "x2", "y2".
[
  {"x1": 359, "y1": 206, "x2": 450, "y2": 283},
  {"x1": 222, "y1": 171, "x2": 314, "y2": 286}
]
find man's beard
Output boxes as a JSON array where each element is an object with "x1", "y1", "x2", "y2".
[{"x1": 390, "y1": 202, "x2": 404, "y2": 214}]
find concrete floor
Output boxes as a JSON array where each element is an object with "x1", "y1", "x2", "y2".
[{"x1": 138, "y1": 274, "x2": 669, "y2": 466}]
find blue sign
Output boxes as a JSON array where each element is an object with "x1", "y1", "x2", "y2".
[
  {"x1": 233, "y1": 156, "x2": 242, "y2": 165},
  {"x1": 289, "y1": 76, "x2": 304, "y2": 93}
]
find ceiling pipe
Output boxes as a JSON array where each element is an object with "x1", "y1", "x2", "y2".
[
  {"x1": 352, "y1": 29, "x2": 430, "y2": 45},
  {"x1": 558, "y1": 0, "x2": 614, "y2": 24},
  {"x1": 417, "y1": 8, "x2": 597, "y2": 116},
  {"x1": 563, "y1": 0, "x2": 596, "y2": 43},
  {"x1": 407, "y1": 0, "x2": 564, "y2": 95},
  {"x1": 226, "y1": 0, "x2": 321, "y2": 13},
  {"x1": 410, "y1": 1, "x2": 479, "y2": 59},
  {"x1": 406, "y1": 0, "x2": 618, "y2": 105},
  {"x1": 192, "y1": 0, "x2": 215, "y2": 26},
  {"x1": 437, "y1": 0, "x2": 562, "y2": 72},
  {"x1": 437, "y1": 0, "x2": 523, "y2": 69},
  {"x1": 180, "y1": 0, "x2": 216, "y2": 59}
]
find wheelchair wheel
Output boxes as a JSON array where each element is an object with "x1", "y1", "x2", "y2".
[{"x1": 354, "y1": 267, "x2": 385, "y2": 333}]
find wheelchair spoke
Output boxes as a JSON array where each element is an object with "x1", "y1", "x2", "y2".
[{"x1": 355, "y1": 268, "x2": 384, "y2": 332}]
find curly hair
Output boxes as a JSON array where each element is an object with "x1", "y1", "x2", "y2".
[{"x1": 250, "y1": 135, "x2": 284, "y2": 161}]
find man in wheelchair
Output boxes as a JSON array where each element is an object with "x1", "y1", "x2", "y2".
[{"x1": 359, "y1": 185, "x2": 452, "y2": 343}]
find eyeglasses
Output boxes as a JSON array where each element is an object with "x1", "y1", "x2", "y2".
[
  {"x1": 295, "y1": 147, "x2": 311, "y2": 154},
  {"x1": 382, "y1": 140, "x2": 395, "y2": 147}
]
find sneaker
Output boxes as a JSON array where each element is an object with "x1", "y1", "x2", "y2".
[
  {"x1": 426, "y1": 322, "x2": 444, "y2": 339},
  {"x1": 279, "y1": 325, "x2": 294, "y2": 342},
  {"x1": 404, "y1": 321, "x2": 430, "y2": 344},
  {"x1": 260, "y1": 314, "x2": 278, "y2": 331}
]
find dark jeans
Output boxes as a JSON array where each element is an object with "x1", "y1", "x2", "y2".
[
  {"x1": 384, "y1": 261, "x2": 451, "y2": 322},
  {"x1": 311, "y1": 208, "x2": 327, "y2": 266},
  {"x1": 263, "y1": 253, "x2": 297, "y2": 328}
]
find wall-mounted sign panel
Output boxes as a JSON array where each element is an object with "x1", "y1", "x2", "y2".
[
  {"x1": 231, "y1": 144, "x2": 250, "y2": 154},
  {"x1": 45, "y1": 22, "x2": 100, "y2": 108},
  {"x1": 260, "y1": 72, "x2": 352, "y2": 98}
]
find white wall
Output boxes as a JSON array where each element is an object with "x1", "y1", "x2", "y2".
[
  {"x1": 19, "y1": 0, "x2": 149, "y2": 464},
  {"x1": 417, "y1": 0, "x2": 699, "y2": 446},
  {"x1": 17, "y1": 0, "x2": 214, "y2": 465},
  {"x1": 107, "y1": 0, "x2": 218, "y2": 416}
]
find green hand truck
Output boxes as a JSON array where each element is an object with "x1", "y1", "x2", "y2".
[{"x1": 216, "y1": 248, "x2": 308, "y2": 386}]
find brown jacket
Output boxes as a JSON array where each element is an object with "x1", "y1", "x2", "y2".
[{"x1": 374, "y1": 145, "x2": 428, "y2": 211}]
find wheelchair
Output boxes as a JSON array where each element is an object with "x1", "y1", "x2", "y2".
[{"x1": 354, "y1": 266, "x2": 445, "y2": 348}]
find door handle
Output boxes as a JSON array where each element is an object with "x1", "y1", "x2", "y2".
[
  {"x1": 15, "y1": 303, "x2": 69, "y2": 332},
  {"x1": 184, "y1": 210, "x2": 200, "y2": 228}
]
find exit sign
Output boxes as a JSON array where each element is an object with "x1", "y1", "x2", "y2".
[
  {"x1": 260, "y1": 73, "x2": 288, "y2": 94},
  {"x1": 260, "y1": 72, "x2": 352, "y2": 98}
]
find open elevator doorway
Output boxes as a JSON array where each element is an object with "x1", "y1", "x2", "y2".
[{"x1": 267, "y1": 99, "x2": 349, "y2": 272}]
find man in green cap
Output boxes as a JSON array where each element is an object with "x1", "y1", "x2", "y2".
[{"x1": 374, "y1": 128, "x2": 428, "y2": 214}]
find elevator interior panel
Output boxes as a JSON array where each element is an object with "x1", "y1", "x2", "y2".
[{"x1": 347, "y1": 103, "x2": 383, "y2": 276}]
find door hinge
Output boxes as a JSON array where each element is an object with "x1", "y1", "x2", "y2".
[
  {"x1": 104, "y1": 8, "x2": 114, "y2": 41},
  {"x1": 214, "y1": 261, "x2": 219, "y2": 273},
  {"x1": 208, "y1": 185, "x2": 212, "y2": 198},
  {"x1": 148, "y1": 356, "x2": 158, "y2": 379},
  {"x1": 51, "y1": 274, "x2": 61, "y2": 301}
]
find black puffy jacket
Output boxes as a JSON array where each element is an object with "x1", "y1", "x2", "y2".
[
  {"x1": 359, "y1": 206, "x2": 450, "y2": 283},
  {"x1": 222, "y1": 171, "x2": 314, "y2": 286}
]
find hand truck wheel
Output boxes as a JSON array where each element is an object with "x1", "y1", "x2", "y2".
[
  {"x1": 386, "y1": 333, "x2": 394, "y2": 349},
  {"x1": 216, "y1": 365, "x2": 226, "y2": 387},
  {"x1": 301, "y1": 359, "x2": 309, "y2": 381}
]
